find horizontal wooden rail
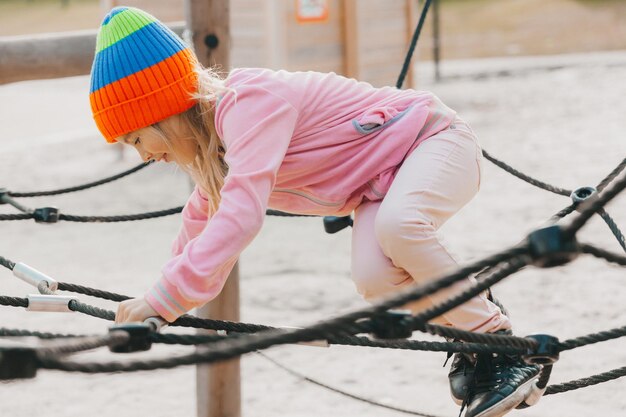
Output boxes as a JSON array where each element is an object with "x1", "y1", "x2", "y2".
[{"x1": 0, "y1": 22, "x2": 184, "y2": 85}]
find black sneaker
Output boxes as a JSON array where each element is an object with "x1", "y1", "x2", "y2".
[
  {"x1": 447, "y1": 327, "x2": 512, "y2": 406},
  {"x1": 448, "y1": 350, "x2": 476, "y2": 405},
  {"x1": 462, "y1": 352, "x2": 541, "y2": 417}
]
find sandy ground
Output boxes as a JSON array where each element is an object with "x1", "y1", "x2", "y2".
[{"x1": 1, "y1": 51, "x2": 625, "y2": 417}]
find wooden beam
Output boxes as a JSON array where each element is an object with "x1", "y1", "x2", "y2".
[
  {"x1": 0, "y1": 24, "x2": 185, "y2": 85},
  {"x1": 184, "y1": 3, "x2": 240, "y2": 417}
]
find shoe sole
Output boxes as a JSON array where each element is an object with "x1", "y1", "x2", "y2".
[
  {"x1": 516, "y1": 383, "x2": 546, "y2": 409},
  {"x1": 471, "y1": 377, "x2": 538, "y2": 417}
]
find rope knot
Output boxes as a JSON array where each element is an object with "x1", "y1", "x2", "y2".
[
  {"x1": 368, "y1": 310, "x2": 414, "y2": 339},
  {"x1": 108, "y1": 323, "x2": 154, "y2": 353},
  {"x1": 527, "y1": 225, "x2": 579, "y2": 268},
  {"x1": 0, "y1": 188, "x2": 8, "y2": 204},
  {"x1": 522, "y1": 334, "x2": 560, "y2": 365},
  {"x1": 33, "y1": 207, "x2": 59, "y2": 223},
  {"x1": 0, "y1": 343, "x2": 38, "y2": 380}
]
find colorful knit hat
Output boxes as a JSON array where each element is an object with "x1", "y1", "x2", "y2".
[{"x1": 90, "y1": 7, "x2": 198, "y2": 143}]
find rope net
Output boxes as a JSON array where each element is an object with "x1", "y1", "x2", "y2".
[{"x1": 2, "y1": 1, "x2": 625, "y2": 415}]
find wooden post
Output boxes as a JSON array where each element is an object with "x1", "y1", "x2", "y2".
[
  {"x1": 184, "y1": 3, "x2": 240, "y2": 417},
  {"x1": 342, "y1": 0, "x2": 359, "y2": 79},
  {"x1": 195, "y1": 266, "x2": 241, "y2": 417},
  {"x1": 185, "y1": 0, "x2": 231, "y2": 75}
]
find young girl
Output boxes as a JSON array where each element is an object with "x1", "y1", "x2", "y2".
[{"x1": 94, "y1": 7, "x2": 541, "y2": 417}]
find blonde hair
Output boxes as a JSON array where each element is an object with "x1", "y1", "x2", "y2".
[{"x1": 153, "y1": 66, "x2": 232, "y2": 214}]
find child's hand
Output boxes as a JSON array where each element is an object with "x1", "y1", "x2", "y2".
[{"x1": 115, "y1": 298, "x2": 160, "y2": 324}]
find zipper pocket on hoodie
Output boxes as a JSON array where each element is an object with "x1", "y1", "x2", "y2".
[
  {"x1": 352, "y1": 104, "x2": 414, "y2": 135},
  {"x1": 273, "y1": 188, "x2": 344, "y2": 207}
]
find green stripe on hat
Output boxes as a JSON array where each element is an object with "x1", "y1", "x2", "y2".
[{"x1": 96, "y1": 8, "x2": 157, "y2": 52}]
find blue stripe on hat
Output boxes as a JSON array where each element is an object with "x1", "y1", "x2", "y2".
[
  {"x1": 102, "y1": 7, "x2": 128, "y2": 25},
  {"x1": 90, "y1": 21, "x2": 187, "y2": 92}
]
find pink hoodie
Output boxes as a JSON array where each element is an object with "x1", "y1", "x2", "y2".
[{"x1": 145, "y1": 68, "x2": 456, "y2": 321}]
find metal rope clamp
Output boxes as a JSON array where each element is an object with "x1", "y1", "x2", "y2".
[
  {"x1": 33, "y1": 207, "x2": 59, "y2": 223},
  {"x1": 13, "y1": 262, "x2": 59, "y2": 292},
  {"x1": 27, "y1": 294, "x2": 77, "y2": 313},
  {"x1": 369, "y1": 310, "x2": 414, "y2": 339},
  {"x1": 522, "y1": 334, "x2": 560, "y2": 365},
  {"x1": 108, "y1": 317, "x2": 167, "y2": 353},
  {"x1": 570, "y1": 186, "x2": 598, "y2": 212},
  {"x1": 528, "y1": 225, "x2": 579, "y2": 268},
  {"x1": 0, "y1": 342, "x2": 38, "y2": 380},
  {"x1": 0, "y1": 188, "x2": 8, "y2": 204}
]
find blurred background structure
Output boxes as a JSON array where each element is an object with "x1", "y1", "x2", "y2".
[{"x1": 1, "y1": 0, "x2": 626, "y2": 86}]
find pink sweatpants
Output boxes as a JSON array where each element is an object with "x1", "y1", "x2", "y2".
[{"x1": 351, "y1": 119, "x2": 511, "y2": 333}]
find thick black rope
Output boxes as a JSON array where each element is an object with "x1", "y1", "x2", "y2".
[
  {"x1": 580, "y1": 243, "x2": 626, "y2": 266},
  {"x1": 57, "y1": 282, "x2": 130, "y2": 302},
  {"x1": 171, "y1": 314, "x2": 273, "y2": 333},
  {"x1": 0, "y1": 255, "x2": 15, "y2": 270},
  {"x1": 545, "y1": 366, "x2": 626, "y2": 395},
  {"x1": 481, "y1": 150, "x2": 571, "y2": 196},
  {"x1": 57, "y1": 285, "x2": 276, "y2": 333},
  {"x1": 0, "y1": 207, "x2": 310, "y2": 222},
  {"x1": 35, "y1": 336, "x2": 626, "y2": 399},
  {"x1": 5, "y1": 319, "x2": 623, "y2": 361},
  {"x1": 0, "y1": 327, "x2": 92, "y2": 340},
  {"x1": 0, "y1": 295, "x2": 28, "y2": 308},
  {"x1": 597, "y1": 209, "x2": 626, "y2": 252},
  {"x1": 327, "y1": 334, "x2": 522, "y2": 355},
  {"x1": 0, "y1": 289, "x2": 530, "y2": 353},
  {"x1": 36, "y1": 333, "x2": 128, "y2": 356},
  {"x1": 0, "y1": 326, "x2": 523, "y2": 355},
  {"x1": 7, "y1": 162, "x2": 151, "y2": 197},
  {"x1": 0, "y1": 213, "x2": 34, "y2": 221},
  {"x1": 57, "y1": 207, "x2": 183, "y2": 223},
  {"x1": 558, "y1": 325, "x2": 626, "y2": 351},
  {"x1": 68, "y1": 299, "x2": 115, "y2": 321},
  {"x1": 552, "y1": 204, "x2": 577, "y2": 220},
  {"x1": 7, "y1": 322, "x2": 623, "y2": 356}
]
